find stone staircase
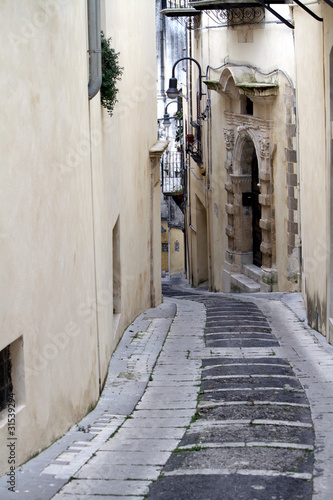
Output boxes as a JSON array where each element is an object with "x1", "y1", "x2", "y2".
[{"x1": 230, "y1": 264, "x2": 264, "y2": 293}]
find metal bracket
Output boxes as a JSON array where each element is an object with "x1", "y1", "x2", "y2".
[
  {"x1": 260, "y1": 1, "x2": 294, "y2": 29},
  {"x1": 293, "y1": 0, "x2": 323, "y2": 22}
]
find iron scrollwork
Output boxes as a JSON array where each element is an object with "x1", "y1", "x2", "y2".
[{"x1": 208, "y1": 8, "x2": 265, "y2": 26}]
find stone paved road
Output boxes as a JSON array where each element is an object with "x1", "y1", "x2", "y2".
[
  {"x1": 2, "y1": 278, "x2": 333, "y2": 499},
  {"x1": 147, "y1": 288, "x2": 314, "y2": 499}
]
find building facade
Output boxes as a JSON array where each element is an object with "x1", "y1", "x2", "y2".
[
  {"x1": 294, "y1": 2, "x2": 333, "y2": 341},
  {"x1": 162, "y1": 0, "x2": 333, "y2": 344},
  {"x1": 164, "y1": 2, "x2": 300, "y2": 293},
  {"x1": 0, "y1": 0, "x2": 164, "y2": 475}
]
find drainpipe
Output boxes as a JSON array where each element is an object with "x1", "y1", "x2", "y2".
[
  {"x1": 88, "y1": 0, "x2": 102, "y2": 100},
  {"x1": 87, "y1": 0, "x2": 102, "y2": 392}
]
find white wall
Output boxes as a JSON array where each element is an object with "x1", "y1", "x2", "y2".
[{"x1": 0, "y1": 0, "x2": 159, "y2": 474}]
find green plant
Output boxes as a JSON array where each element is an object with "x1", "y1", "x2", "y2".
[
  {"x1": 100, "y1": 31, "x2": 123, "y2": 117},
  {"x1": 175, "y1": 110, "x2": 183, "y2": 145}
]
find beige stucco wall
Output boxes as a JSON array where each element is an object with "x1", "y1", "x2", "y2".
[
  {"x1": 161, "y1": 223, "x2": 185, "y2": 275},
  {"x1": 161, "y1": 220, "x2": 169, "y2": 272},
  {"x1": 170, "y1": 227, "x2": 185, "y2": 275},
  {"x1": 0, "y1": 0, "x2": 159, "y2": 475},
  {"x1": 294, "y1": 3, "x2": 332, "y2": 337},
  {"x1": 185, "y1": 9, "x2": 298, "y2": 292}
]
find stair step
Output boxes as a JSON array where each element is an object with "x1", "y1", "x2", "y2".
[
  {"x1": 243, "y1": 264, "x2": 262, "y2": 283},
  {"x1": 231, "y1": 274, "x2": 260, "y2": 293}
]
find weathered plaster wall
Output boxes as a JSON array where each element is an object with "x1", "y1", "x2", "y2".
[
  {"x1": 99, "y1": 0, "x2": 159, "y2": 357},
  {"x1": 0, "y1": 0, "x2": 98, "y2": 475},
  {"x1": 0, "y1": 0, "x2": 158, "y2": 475},
  {"x1": 294, "y1": 4, "x2": 328, "y2": 336},
  {"x1": 161, "y1": 220, "x2": 169, "y2": 272},
  {"x1": 170, "y1": 227, "x2": 185, "y2": 275}
]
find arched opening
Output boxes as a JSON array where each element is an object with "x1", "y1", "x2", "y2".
[
  {"x1": 251, "y1": 150, "x2": 262, "y2": 267},
  {"x1": 237, "y1": 136, "x2": 262, "y2": 266},
  {"x1": 194, "y1": 196, "x2": 208, "y2": 286}
]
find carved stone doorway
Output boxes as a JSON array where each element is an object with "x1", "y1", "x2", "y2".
[
  {"x1": 223, "y1": 112, "x2": 274, "y2": 292},
  {"x1": 251, "y1": 150, "x2": 262, "y2": 267}
]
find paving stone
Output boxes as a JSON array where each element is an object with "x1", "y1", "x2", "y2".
[
  {"x1": 201, "y1": 376, "x2": 303, "y2": 391},
  {"x1": 104, "y1": 426, "x2": 186, "y2": 441},
  {"x1": 201, "y1": 388, "x2": 309, "y2": 405},
  {"x1": 180, "y1": 422, "x2": 314, "y2": 447},
  {"x1": 197, "y1": 403, "x2": 313, "y2": 423},
  {"x1": 54, "y1": 495, "x2": 145, "y2": 500},
  {"x1": 135, "y1": 399, "x2": 197, "y2": 410},
  {"x1": 121, "y1": 416, "x2": 191, "y2": 428},
  {"x1": 202, "y1": 363, "x2": 295, "y2": 377},
  {"x1": 130, "y1": 409, "x2": 195, "y2": 419},
  {"x1": 59, "y1": 478, "x2": 150, "y2": 496},
  {"x1": 101, "y1": 438, "x2": 180, "y2": 452},
  {"x1": 206, "y1": 338, "x2": 280, "y2": 348},
  {"x1": 146, "y1": 473, "x2": 312, "y2": 499},
  {"x1": 202, "y1": 357, "x2": 290, "y2": 367},
  {"x1": 75, "y1": 464, "x2": 162, "y2": 481},
  {"x1": 162, "y1": 447, "x2": 313, "y2": 474},
  {"x1": 84, "y1": 450, "x2": 171, "y2": 466}
]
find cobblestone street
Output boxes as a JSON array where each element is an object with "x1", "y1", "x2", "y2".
[
  {"x1": 1, "y1": 277, "x2": 333, "y2": 499},
  {"x1": 148, "y1": 288, "x2": 315, "y2": 499}
]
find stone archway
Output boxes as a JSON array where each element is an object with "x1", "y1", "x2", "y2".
[
  {"x1": 193, "y1": 195, "x2": 208, "y2": 286},
  {"x1": 222, "y1": 113, "x2": 276, "y2": 291}
]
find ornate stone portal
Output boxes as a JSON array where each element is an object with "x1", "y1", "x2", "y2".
[
  {"x1": 223, "y1": 113, "x2": 273, "y2": 274},
  {"x1": 205, "y1": 65, "x2": 284, "y2": 291}
]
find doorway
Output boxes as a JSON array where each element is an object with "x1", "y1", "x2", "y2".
[{"x1": 251, "y1": 150, "x2": 262, "y2": 267}]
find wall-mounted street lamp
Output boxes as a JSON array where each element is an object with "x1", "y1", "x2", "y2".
[
  {"x1": 162, "y1": 100, "x2": 179, "y2": 128},
  {"x1": 166, "y1": 57, "x2": 204, "y2": 166},
  {"x1": 166, "y1": 57, "x2": 203, "y2": 100}
]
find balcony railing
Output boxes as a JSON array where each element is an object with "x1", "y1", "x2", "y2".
[
  {"x1": 161, "y1": 151, "x2": 184, "y2": 196},
  {"x1": 162, "y1": 0, "x2": 189, "y2": 8},
  {"x1": 161, "y1": 0, "x2": 201, "y2": 16}
]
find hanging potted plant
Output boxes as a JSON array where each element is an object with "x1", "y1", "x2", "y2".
[{"x1": 100, "y1": 31, "x2": 123, "y2": 117}]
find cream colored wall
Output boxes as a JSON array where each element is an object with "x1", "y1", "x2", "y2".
[
  {"x1": 161, "y1": 220, "x2": 169, "y2": 272},
  {"x1": 0, "y1": 0, "x2": 158, "y2": 475},
  {"x1": 170, "y1": 227, "x2": 185, "y2": 275},
  {"x1": 324, "y1": 4, "x2": 333, "y2": 342},
  {"x1": 294, "y1": 4, "x2": 330, "y2": 336},
  {"x1": 96, "y1": 0, "x2": 159, "y2": 372},
  {"x1": 0, "y1": 0, "x2": 98, "y2": 474}
]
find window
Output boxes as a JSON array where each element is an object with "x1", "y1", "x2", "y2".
[{"x1": 0, "y1": 346, "x2": 13, "y2": 412}]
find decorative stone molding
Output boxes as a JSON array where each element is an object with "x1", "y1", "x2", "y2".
[
  {"x1": 223, "y1": 111, "x2": 274, "y2": 272},
  {"x1": 259, "y1": 219, "x2": 271, "y2": 231},
  {"x1": 226, "y1": 225, "x2": 235, "y2": 237},
  {"x1": 260, "y1": 241, "x2": 272, "y2": 255},
  {"x1": 259, "y1": 194, "x2": 271, "y2": 206},
  {"x1": 223, "y1": 128, "x2": 235, "y2": 150},
  {"x1": 225, "y1": 203, "x2": 234, "y2": 215},
  {"x1": 259, "y1": 135, "x2": 270, "y2": 158}
]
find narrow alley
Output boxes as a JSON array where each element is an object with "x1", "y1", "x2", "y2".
[{"x1": 1, "y1": 276, "x2": 332, "y2": 499}]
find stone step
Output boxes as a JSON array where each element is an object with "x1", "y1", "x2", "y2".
[
  {"x1": 230, "y1": 274, "x2": 260, "y2": 293},
  {"x1": 243, "y1": 264, "x2": 262, "y2": 284}
]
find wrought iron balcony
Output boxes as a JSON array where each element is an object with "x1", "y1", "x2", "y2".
[
  {"x1": 161, "y1": 0, "x2": 201, "y2": 16},
  {"x1": 162, "y1": 0, "x2": 326, "y2": 26},
  {"x1": 161, "y1": 150, "x2": 184, "y2": 197}
]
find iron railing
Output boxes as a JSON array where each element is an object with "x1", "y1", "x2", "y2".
[
  {"x1": 162, "y1": 0, "x2": 190, "y2": 8},
  {"x1": 161, "y1": 151, "x2": 184, "y2": 196}
]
